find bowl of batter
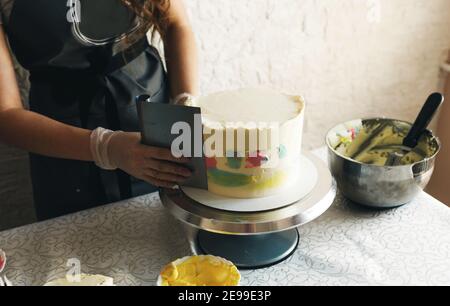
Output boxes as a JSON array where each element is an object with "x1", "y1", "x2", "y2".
[{"x1": 326, "y1": 118, "x2": 440, "y2": 208}]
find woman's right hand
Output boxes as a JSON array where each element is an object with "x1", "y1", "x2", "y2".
[{"x1": 108, "y1": 132, "x2": 192, "y2": 188}]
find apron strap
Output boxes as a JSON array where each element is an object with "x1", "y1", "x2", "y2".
[{"x1": 28, "y1": 37, "x2": 149, "y2": 201}]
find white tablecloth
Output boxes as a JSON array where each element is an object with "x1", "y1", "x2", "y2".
[{"x1": 1, "y1": 149, "x2": 450, "y2": 286}]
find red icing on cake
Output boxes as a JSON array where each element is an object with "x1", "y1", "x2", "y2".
[
  {"x1": 205, "y1": 157, "x2": 217, "y2": 169},
  {"x1": 245, "y1": 152, "x2": 268, "y2": 168}
]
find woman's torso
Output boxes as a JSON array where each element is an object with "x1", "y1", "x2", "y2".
[{"x1": 1, "y1": 0, "x2": 169, "y2": 219}]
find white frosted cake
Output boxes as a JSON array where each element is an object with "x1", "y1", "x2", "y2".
[{"x1": 195, "y1": 88, "x2": 305, "y2": 198}]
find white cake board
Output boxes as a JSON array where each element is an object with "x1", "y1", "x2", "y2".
[{"x1": 181, "y1": 155, "x2": 318, "y2": 213}]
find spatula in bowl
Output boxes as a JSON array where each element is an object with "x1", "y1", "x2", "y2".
[{"x1": 384, "y1": 93, "x2": 444, "y2": 166}]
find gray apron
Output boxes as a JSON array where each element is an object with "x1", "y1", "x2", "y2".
[{"x1": 6, "y1": 0, "x2": 169, "y2": 220}]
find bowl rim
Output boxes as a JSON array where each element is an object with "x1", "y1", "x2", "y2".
[{"x1": 325, "y1": 117, "x2": 441, "y2": 168}]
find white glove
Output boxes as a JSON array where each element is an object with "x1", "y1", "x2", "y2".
[
  {"x1": 90, "y1": 127, "x2": 121, "y2": 170},
  {"x1": 171, "y1": 93, "x2": 196, "y2": 106},
  {"x1": 90, "y1": 128, "x2": 192, "y2": 187}
]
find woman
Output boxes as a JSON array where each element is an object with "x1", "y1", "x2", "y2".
[{"x1": 0, "y1": 0, "x2": 196, "y2": 220}]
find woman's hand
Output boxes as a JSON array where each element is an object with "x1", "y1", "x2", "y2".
[{"x1": 108, "y1": 132, "x2": 192, "y2": 188}]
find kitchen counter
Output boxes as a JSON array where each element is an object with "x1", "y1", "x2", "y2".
[{"x1": 1, "y1": 149, "x2": 450, "y2": 286}]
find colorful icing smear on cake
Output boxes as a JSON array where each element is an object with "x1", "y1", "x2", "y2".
[
  {"x1": 205, "y1": 147, "x2": 289, "y2": 195},
  {"x1": 206, "y1": 166, "x2": 290, "y2": 198},
  {"x1": 195, "y1": 88, "x2": 304, "y2": 198}
]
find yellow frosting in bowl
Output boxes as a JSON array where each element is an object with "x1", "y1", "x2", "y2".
[{"x1": 158, "y1": 255, "x2": 241, "y2": 286}]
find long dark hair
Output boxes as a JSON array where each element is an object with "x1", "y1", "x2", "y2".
[{"x1": 122, "y1": 0, "x2": 171, "y2": 38}]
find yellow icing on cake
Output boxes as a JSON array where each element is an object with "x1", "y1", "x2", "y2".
[
  {"x1": 207, "y1": 169, "x2": 290, "y2": 198},
  {"x1": 252, "y1": 170, "x2": 287, "y2": 190}
]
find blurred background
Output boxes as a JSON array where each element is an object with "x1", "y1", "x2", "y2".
[{"x1": 1, "y1": 0, "x2": 450, "y2": 230}]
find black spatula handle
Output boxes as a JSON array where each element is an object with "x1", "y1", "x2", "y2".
[{"x1": 403, "y1": 92, "x2": 444, "y2": 148}]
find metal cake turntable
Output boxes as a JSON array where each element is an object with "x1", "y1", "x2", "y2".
[{"x1": 160, "y1": 152, "x2": 336, "y2": 269}]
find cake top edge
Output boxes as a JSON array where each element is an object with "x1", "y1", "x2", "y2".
[{"x1": 194, "y1": 88, "x2": 305, "y2": 126}]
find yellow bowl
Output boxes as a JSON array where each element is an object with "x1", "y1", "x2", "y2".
[{"x1": 157, "y1": 255, "x2": 241, "y2": 286}]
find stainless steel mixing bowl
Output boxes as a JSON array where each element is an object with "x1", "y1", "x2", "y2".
[{"x1": 326, "y1": 118, "x2": 441, "y2": 208}]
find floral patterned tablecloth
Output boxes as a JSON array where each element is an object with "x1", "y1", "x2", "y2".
[{"x1": 1, "y1": 149, "x2": 450, "y2": 286}]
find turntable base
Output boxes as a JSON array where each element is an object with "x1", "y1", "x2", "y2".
[
  {"x1": 196, "y1": 229, "x2": 299, "y2": 269},
  {"x1": 160, "y1": 152, "x2": 336, "y2": 269}
]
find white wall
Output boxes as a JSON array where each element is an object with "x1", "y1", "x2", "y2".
[{"x1": 185, "y1": 0, "x2": 450, "y2": 149}]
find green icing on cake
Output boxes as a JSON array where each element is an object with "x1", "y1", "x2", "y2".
[
  {"x1": 278, "y1": 145, "x2": 287, "y2": 159},
  {"x1": 226, "y1": 156, "x2": 243, "y2": 169},
  {"x1": 207, "y1": 168, "x2": 287, "y2": 190},
  {"x1": 207, "y1": 169, "x2": 252, "y2": 187}
]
